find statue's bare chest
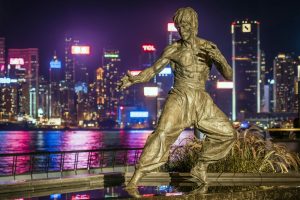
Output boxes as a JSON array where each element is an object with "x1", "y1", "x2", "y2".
[{"x1": 171, "y1": 47, "x2": 209, "y2": 73}]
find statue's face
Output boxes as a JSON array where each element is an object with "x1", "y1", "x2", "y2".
[{"x1": 176, "y1": 22, "x2": 194, "y2": 41}]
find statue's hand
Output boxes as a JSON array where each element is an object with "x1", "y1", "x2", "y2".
[
  {"x1": 117, "y1": 70, "x2": 135, "y2": 90},
  {"x1": 205, "y1": 43, "x2": 223, "y2": 64}
]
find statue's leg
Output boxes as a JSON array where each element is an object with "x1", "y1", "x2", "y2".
[
  {"x1": 192, "y1": 93, "x2": 236, "y2": 183},
  {"x1": 126, "y1": 93, "x2": 190, "y2": 188}
]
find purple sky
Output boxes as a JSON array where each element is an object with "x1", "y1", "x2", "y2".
[{"x1": 0, "y1": 0, "x2": 299, "y2": 79}]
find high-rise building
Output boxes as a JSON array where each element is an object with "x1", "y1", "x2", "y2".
[
  {"x1": 96, "y1": 67, "x2": 105, "y2": 118},
  {"x1": 63, "y1": 36, "x2": 90, "y2": 124},
  {"x1": 7, "y1": 48, "x2": 39, "y2": 118},
  {"x1": 49, "y1": 53, "x2": 62, "y2": 118},
  {"x1": 102, "y1": 49, "x2": 121, "y2": 120},
  {"x1": 231, "y1": 20, "x2": 261, "y2": 120},
  {"x1": 0, "y1": 38, "x2": 5, "y2": 77},
  {"x1": 38, "y1": 76, "x2": 50, "y2": 119},
  {"x1": 0, "y1": 77, "x2": 18, "y2": 121},
  {"x1": 273, "y1": 53, "x2": 299, "y2": 113}
]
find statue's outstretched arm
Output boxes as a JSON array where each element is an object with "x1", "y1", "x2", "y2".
[
  {"x1": 207, "y1": 43, "x2": 233, "y2": 81},
  {"x1": 118, "y1": 45, "x2": 175, "y2": 90}
]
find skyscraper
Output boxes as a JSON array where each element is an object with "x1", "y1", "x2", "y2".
[
  {"x1": 102, "y1": 49, "x2": 121, "y2": 120},
  {"x1": 49, "y1": 53, "x2": 62, "y2": 118},
  {"x1": 273, "y1": 53, "x2": 299, "y2": 113},
  {"x1": 0, "y1": 38, "x2": 5, "y2": 77},
  {"x1": 231, "y1": 20, "x2": 261, "y2": 120},
  {"x1": 8, "y1": 48, "x2": 39, "y2": 118}
]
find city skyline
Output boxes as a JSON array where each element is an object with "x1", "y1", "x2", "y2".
[{"x1": 0, "y1": 0, "x2": 300, "y2": 78}]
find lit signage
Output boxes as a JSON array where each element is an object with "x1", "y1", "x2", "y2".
[
  {"x1": 50, "y1": 194, "x2": 62, "y2": 199},
  {"x1": 167, "y1": 23, "x2": 177, "y2": 32},
  {"x1": 50, "y1": 60, "x2": 61, "y2": 69},
  {"x1": 130, "y1": 70, "x2": 141, "y2": 76},
  {"x1": 242, "y1": 24, "x2": 251, "y2": 32},
  {"x1": 71, "y1": 194, "x2": 90, "y2": 200},
  {"x1": 159, "y1": 67, "x2": 172, "y2": 76},
  {"x1": 104, "y1": 53, "x2": 119, "y2": 58},
  {"x1": 0, "y1": 77, "x2": 17, "y2": 84},
  {"x1": 217, "y1": 81, "x2": 233, "y2": 89},
  {"x1": 75, "y1": 82, "x2": 88, "y2": 94},
  {"x1": 144, "y1": 87, "x2": 158, "y2": 96},
  {"x1": 71, "y1": 46, "x2": 90, "y2": 55},
  {"x1": 130, "y1": 111, "x2": 149, "y2": 118},
  {"x1": 0, "y1": 64, "x2": 4, "y2": 72},
  {"x1": 142, "y1": 44, "x2": 156, "y2": 52},
  {"x1": 10, "y1": 58, "x2": 24, "y2": 65}
]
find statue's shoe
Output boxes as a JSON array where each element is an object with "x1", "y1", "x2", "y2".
[
  {"x1": 124, "y1": 187, "x2": 142, "y2": 198},
  {"x1": 190, "y1": 163, "x2": 208, "y2": 184},
  {"x1": 125, "y1": 170, "x2": 145, "y2": 188}
]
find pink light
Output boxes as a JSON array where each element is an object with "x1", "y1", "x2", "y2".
[
  {"x1": 130, "y1": 70, "x2": 141, "y2": 76},
  {"x1": 168, "y1": 23, "x2": 177, "y2": 32},
  {"x1": 217, "y1": 81, "x2": 233, "y2": 89},
  {"x1": 71, "y1": 194, "x2": 90, "y2": 200},
  {"x1": 0, "y1": 64, "x2": 4, "y2": 71},
  {"x1": 9, "y1": 58, "x2": 24, "y2": 65},
  {"x1": 120, "y1": 106, "x2": 124, "y2": 110},
  {"x1": 71, "y1": 46, "x2": 90, "y2": 55},
  {"x1": 142, "y1": 44, "x2": 156, "y2": 52}
]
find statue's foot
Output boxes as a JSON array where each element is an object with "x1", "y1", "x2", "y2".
[
  {"x1": 126, "y1": 170, "x2": 145, "y2": 189},
  {"x1": 190, "y1": 183, "x2": 208, "y2": 195},
  {"x1": 190, "y1": 163, "x2": 208, "y2": 184},
  {"x1": 124, "y1": 187, "x2": 141, "y2": 198}
]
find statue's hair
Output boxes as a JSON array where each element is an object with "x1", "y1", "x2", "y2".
[{"x1": 173, "y1": 7, "x2": 198, "y2": 35}]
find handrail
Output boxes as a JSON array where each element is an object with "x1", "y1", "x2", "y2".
[
  {"x1": 267, "y1": 128, "x2": 300, "y2": 132},
  {"x1": 0, "y1": 147, "x2": 145, "y2": 179},
  {"x1": 0, "y1": 147, "x2": 144, "y2": 157}
]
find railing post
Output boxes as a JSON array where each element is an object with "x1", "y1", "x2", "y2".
[
  {"x1": 30, "y1": 155, "x2": 33, "y2": 180},
  {"x1": 74, "y1": 152, "x2": 79, "y2": 175},
  {"x1": 87, "y1": 152, "x2": 91, "y2": 174},
  {"x1": 46, "y1": 153, "x2": 50, "y2": 178}
]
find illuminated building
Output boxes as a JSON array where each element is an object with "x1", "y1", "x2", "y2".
[
  {"x1": 38, "y1": 76, "x2": 50, "y2": 119},
  {"x1": 0, "y1": 78, "x2": 18, "y2": 121},
  {"x1": 96, "y1": 67, "x2": 105, "y2": 118},
  {"x1": 75, "y1": 81, "x2": 89, "y2": 124},
  {"x1": 64, "y1": 36, "x2": 90, "y2": 124},
  {"x1": 139, "y1": 44, "x2": 156, "y2": 68},
  {"x1": 49, "y1": 53, "x2": 62, "y2": 118},
  {"x1": 8, "y1": 48, "x2": 39, "y2": 118},
  {"x1": 273, "y1": 53, "x2": 299, "y2": 113},
  {"x1": 0, "y1": 38, "x2": 5, "y2": 77},
  {"x1": 232, "y1": 20, "x2": 261, "y2": 120},
  {"x1": 102, "y1": 49, "x2": 121, "y2": 120}
]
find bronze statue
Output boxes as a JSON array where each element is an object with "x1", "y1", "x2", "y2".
[{"x1": 118, "y1": 7, "x2": 236, "y2": 188}]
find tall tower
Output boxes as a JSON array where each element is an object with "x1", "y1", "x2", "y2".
[
  {"x1": 8, "y1": 48, "x2": 39, "y2": 118},
  {"x1": 231, "y1": 20, "x2": 261, "y2": 120},
  {"x1": 102, "y1": 49, "x2": 121, "y2": 119},
  {"x1": 273, "y1": 53, "x2": 298, "y2": 113},
  {"x1": 0, "y1": 38, "x2": 5, "y2": 77},
  {"x1": 49, "y1": 53, "x2": 62, "y2": 118}
]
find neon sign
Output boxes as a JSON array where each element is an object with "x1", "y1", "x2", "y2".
[
  {"x1": 142, "y1": 44, "x2": 156, "y2": 52},
  {"x1": 10, "y1": 58, "x2": 24, "y2": 65},
  {"x1": 50, "y1": 60, "x2": 61, "y2": 69},
  {"x1": 159, "y1": 67, "x2": 172, "y2": 76},
  {"x1": 217, "y1": 81, "x2": 233, "y2": 89},
  {"x1": 71, "y1": 46, "x2": 90, "y2": 55},
  {"x1": 167, "y1": 23, "x2": 177, "y2": 32},
  {"x1": 144, "y1": 87, "x2": 158, "y2": 96},
  {"x1": 104, "y1": 53, "x2": 119, "y2": 58},
  {"x1": 130, "y1": 111, "x2": 149, "y2": 118},
  {"x1": 130, "y1": 70, "x2": 141, "y2": 76}
]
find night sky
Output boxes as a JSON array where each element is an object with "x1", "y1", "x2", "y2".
[{"x1": 0, "y1": 0, "x2": 299, "y2": 79}]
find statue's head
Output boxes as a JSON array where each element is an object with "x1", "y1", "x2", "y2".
[{"x1": 173, "y1": 7, "x2": 198, "y2": 39}]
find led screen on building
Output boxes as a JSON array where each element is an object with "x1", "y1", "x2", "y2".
[
  {"x1": 71, "y1": 46, "x2": 90, "y2": 55},
  {"x1": 50, "y1": 60, "x2": 61, "y2": 69},
  {"x1": 9, "y1": 58, "x2": 24, "y2": 65},
  {"x1": 130, "y1": 111, "x2": 149, "y2": 118},
  {"x1": 144, "y1": 87, "x2": 158, "y2": 96}
]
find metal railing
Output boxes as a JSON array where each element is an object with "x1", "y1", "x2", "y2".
[
  {"x1": 267, "y1": 128, "x2": 300, "y2": 140},
  {"x1": 0, "y1": 147, "x2": 143, "y2": 179}
]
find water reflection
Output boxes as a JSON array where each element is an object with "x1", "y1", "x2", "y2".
[{"x1": 0, "y1": 130, "x2": 194, "y2": 175}]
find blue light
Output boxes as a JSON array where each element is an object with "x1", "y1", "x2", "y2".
[
  {"x1": 159, "y1": 67, "x2": 172, "y2": 76},
  {"x1": 240, "y1": 121, "x2": 250, "y2": 129},
  {"x1": 130, "y1": 111, "x2": 149, "y2": 118},
  {"x1": 50, "y1": 60, "x2": 61, "y2": 69},
  {"x1": 75, "y1": 82, "x2": 88, "y2": 94},
  {"x1": 50, "y1": 194, "x2": 62, "y2": 199}
]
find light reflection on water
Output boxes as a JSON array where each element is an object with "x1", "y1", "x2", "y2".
[{"x1": 0, "y1": 130, "x2": 193, "y2": 175}]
